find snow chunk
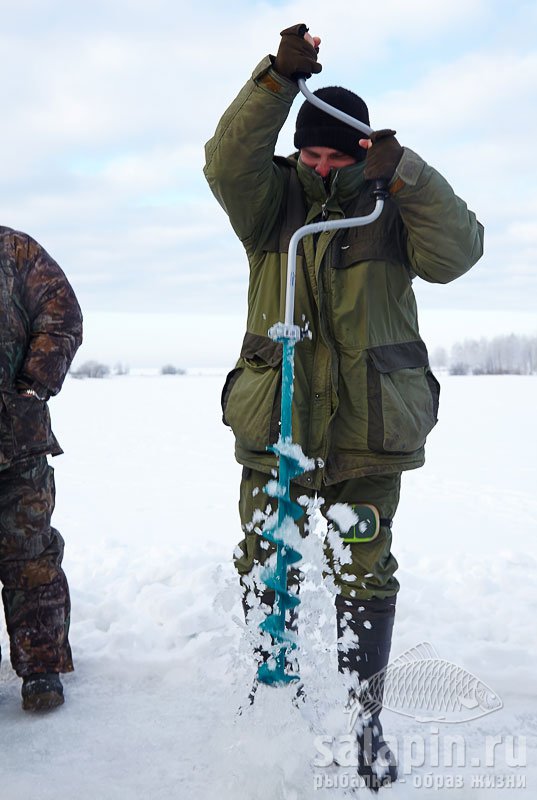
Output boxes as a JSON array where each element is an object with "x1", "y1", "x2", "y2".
[
  {"x1": 273, "y1": 437, "x2": 315, "y2": 472},
  {"x1": 326, "y1": 503, "x2": 359, "y2": 534},
  {"x1": 264, "y1": 479, "x2": 286, "y2": 498}
]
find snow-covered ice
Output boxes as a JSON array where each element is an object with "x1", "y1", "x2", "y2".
[{"x1": 0, "y1": 373, "x2": 535, "y2": 798}]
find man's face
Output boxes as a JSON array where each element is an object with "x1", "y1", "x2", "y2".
[{"x1": 299, "y1": 146, "x2": 356, "y2": 179}]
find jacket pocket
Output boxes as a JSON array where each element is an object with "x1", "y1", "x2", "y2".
[
  {"x1": 1, "y1": 392, "x2": 57, "y2": 459},
  {"x1": 366, "y1": 341, "x2": 440, "y2": 454},
  {"x1": 221, "y1": 333, "x2": 283, "y2": 451}
]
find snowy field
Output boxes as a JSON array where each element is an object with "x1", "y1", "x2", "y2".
[{"x1": 0, "y1": 372, "x2": 536, "y2": 799}]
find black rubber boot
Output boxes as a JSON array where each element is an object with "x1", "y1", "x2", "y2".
[
  {"x1": 336, "y1": 595, "x2": 398, "y2": 791},
  {"x1": 21, "y1": 672, "x2": 64, "y2": 712}
]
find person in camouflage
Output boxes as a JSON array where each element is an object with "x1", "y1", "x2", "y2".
[
  {"x1": 0, "y1": 225, "x2": 82, "y2": 711},
  {"x1": 204, "y1": 25, "x2": 483, "y2": 786}
]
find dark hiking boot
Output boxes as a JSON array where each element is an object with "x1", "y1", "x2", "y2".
[
  {"x1": 21, "y1": 672, "x2": 64, "y2": 711},
  {"x1": 336, "y1": 595, "x2": 398, "y2": 791}
]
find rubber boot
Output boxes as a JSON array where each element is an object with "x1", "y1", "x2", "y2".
[{"x1": 336, "y1": 595, "x2": 397, "y2": 791}]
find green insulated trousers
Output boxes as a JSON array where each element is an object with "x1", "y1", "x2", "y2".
[
  {"x1": 0, "y1": 456, "x2": 74, "y2": 677},
  {"x1": 235, "y1": 467, "x2": 402, "y2": 600}
]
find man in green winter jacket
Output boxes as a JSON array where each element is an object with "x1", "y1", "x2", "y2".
[{"x1": 204, "y1": 24, "x2": 483, "y2": 786}]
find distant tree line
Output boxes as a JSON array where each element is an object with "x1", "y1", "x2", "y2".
[
  {"x1": 430, "y1": 334, "x2": 537, "y2": 375},
  {"x1": 70, "y1": 361, "x2": 187, "y2": 378},
  {"x1": 161, "y1": 365, "x2": 186, "y2": 375},
  {"x1": 71, "y1": 361, "x2": 130, "y2": 379}
]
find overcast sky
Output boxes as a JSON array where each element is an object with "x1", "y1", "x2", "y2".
[{"x1": 1, "y1": 0, "x2": 535, "y2": 365}]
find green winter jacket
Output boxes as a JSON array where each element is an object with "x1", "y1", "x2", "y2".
[{"x1": 204, "y1": 57, "x2": 484, "y2": 489}]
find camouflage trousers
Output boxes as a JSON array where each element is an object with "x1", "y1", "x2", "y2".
[
  {"x1": 0, "y1": 455, "x2": 73, "y2": 677},
  {"x1": 235, "y1": 467, "x2": 402, "y2": 601}
]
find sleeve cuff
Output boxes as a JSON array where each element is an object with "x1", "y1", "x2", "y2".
[
  {"x1": 393, "y1": 147, "x2": 425, "y2": 187},
  {"x1": 16, "y1": 374, "x2": 51, "y2": 400},
  {"x1": 252, "y1": 55, "x2": 300, "y2": 102}
]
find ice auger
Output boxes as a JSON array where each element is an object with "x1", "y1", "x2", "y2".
[{"x1": 257, "y1": 78, "x2": 389, "y2": 685}]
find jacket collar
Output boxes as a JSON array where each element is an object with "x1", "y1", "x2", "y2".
[{"x1": 295, "y1": 156, "x2": 367, "y2": 214}]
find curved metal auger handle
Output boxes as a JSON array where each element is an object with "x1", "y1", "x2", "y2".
[
  {"x1": 280, "y1": 78, "x2": 389, "y2": 329},
  {"x1": 297, "y1": 77, "x2": 374, "y2": 137}
]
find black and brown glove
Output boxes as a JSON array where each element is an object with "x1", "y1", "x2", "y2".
[
  {"x1": 273, "y1": 24, "x2": 322, "y2": 82},
  {"x1": 364, "y1": 129, "x2": 403, "y2": 182}
]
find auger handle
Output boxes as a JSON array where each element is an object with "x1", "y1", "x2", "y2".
[
  {"x1": 284, "y1": 209, "x2": 384, "y2": 327},
  {"x1": 276, "y1": 79, "x2": 388, "y2": 331},
  {"x1": 297, "y1": 77, "x2": 373, "y2": 137}
]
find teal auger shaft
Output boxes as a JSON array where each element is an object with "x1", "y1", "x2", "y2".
[
  {"x1": 255, "y1": 75, "x2": 387, "y2": 686},
  {"x1": 258, "y1": 336, "x2": 306, "y2": 685}
]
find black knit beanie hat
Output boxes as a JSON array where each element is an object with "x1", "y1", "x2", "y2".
[{"x1": 294, "y1": 86, "x2": 370, "y2": 162}]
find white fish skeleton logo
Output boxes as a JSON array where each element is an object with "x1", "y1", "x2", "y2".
[{"x1": 348, "y1": 642, "x2": 503, "y2": 727}]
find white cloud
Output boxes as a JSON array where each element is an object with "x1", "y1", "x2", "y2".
[
  {"x1": 0, "y1": 0, "x2": 534, "y2": 323},
  {"x1": 372, "y1": 50, "x2": 537, "y2": 143}
]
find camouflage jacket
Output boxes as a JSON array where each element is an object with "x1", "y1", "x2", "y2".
[
  {"x1": 204, "y1": 58, "x2": 484, "y2": 488},
  {"x1": 0, "y1": 226, "x2": 83, "y2": 467}
]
